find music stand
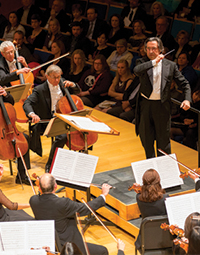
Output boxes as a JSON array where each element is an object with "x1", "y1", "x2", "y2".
[{"x1": 5, "y1": 83, "x2": 32, "y2": 102}]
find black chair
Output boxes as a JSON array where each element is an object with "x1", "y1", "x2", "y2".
[{"x1": 135, "y1": 215, "x2": 173, "y2": 255}]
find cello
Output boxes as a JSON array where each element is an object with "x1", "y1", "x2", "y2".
[{"x1": 56, "y1": 80, "x2": 98, "y2": 151}]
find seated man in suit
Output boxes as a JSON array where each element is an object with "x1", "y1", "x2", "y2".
[
  {"x1": 23, "y1": 64, "x2": 80, "y2": 173},
  {"x1": 85, "y1": 7, "x2": 109, "y2": 40},
  {"x1": 30, "y1": 173, "x2": 110, "y2": 254},
  {"x1": 0, "y1": 41, "x2": 31, "y2": 88}
]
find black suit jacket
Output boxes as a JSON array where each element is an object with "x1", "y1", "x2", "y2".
[
  {"x1": 153, "y1": 31, "x2": 178, "y2": 51},
  {"x1": 134, "y1": 57, "x2": 191, "y2": 135},
  {"x1": 0, "y1": 57, "x2": 19, "y2": 87},
  {"x1": 85, "y1": 18, "x2": 109, "y2": 40},
  {"x1": 121, "y1": 5, "x2": 148, "y2": 27},
  {"x1": 30, "y1": 193, "x2": 105, "y2": 247},
  {"x1": 16, "y1": 4, "x2": 43, "y2": 25}
]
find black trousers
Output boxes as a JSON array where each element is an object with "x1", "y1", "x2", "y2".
[
  {"x1": 139, "y1": 97, "x2": 171, "y2": 158},
  {"x1": 17, "y1": 133, "x2": 30, "y2": 179}
]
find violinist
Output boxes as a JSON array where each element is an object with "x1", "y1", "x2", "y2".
[
  {"x1": 134, "y1": 169, "x2": 169, "y2": 250},
  {"x1": 0, "y1": 164, "x2": 33, "y2": 221},
  {"x1": 30, "y1": 173, "x2": 111, "y2": 255},
  {"x1": 0, "y1": 86, "x2": 33, "y2": 185},
  {"x1": 23, "y1": 64, "x2": 80, "y2": 173},
  {"x1": 0, "y1": 40, "x2": 30, "y2": 87}
]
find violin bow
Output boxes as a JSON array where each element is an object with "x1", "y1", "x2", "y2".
[
  {"x1": 31, "y1": 52, "x2": 70, "y2": 73},
  {"x1": 81, "y1": 198, "x2": 118, "y2": 242},
  {"x1": 17, "y1": 146, "x2": 36, "y2": 195},
  {"x1": 158, "y1": 149, "x2": 200, "y2": 177},
  {"x1": 76, "y1": 212, "x2": 90, "y2": 255}
]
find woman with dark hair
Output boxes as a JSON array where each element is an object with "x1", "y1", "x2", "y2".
[
  {"x1": 43, "y1": 18, "x2": 65, "y2": 51},
  {"x1": 38, "y1": 40, "x2": 69, "y2": 83},
  {"x1": 107, "y1": 14, "x2": 127, "y2": 45},
  {"x1": 26, "y1": 14, "x2": 47, "y2": 49},
  {"x1": 88, "y1": 32, "x2": 114, "y2": 62},
  {"x1": 177, "y1": 52, "x2": 198, "y2": 91},
  {"x1": 128, "y1": 20, "x2": 147, "y2": 51},
  {"x1": 65, "y1": 49, "x2": 88, "y2": 82},
  {"x1": 3, "y1": 11, "x2": 25, "y2": 41},
  {"x1": 77, "y1": 54, "x2": 113, "y2": 107}
]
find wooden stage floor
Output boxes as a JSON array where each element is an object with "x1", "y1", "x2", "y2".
[{"x1": 0, "y1": 108, "x2": 198, "y2": 255}]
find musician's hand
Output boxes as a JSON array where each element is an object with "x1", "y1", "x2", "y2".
[
  {"x1": 77, "y1": 91, "x2": 90, "y2": 97},
  {"x1": 117, "y1": 239, "x2": 125, "y2": 251},
  {"x1": 17, "y1": 56, "x2": 28, "y2": 67},
  {"x1": 155, "y1": 54, "x2": 164, "y2": 64},
  {"x1": 184, "y1": 118, "x2": 194, "y2": 125},
  {"x1": 17, "y1": 67, "x2": 31, "y2": 75},
  {"x1": 0, "y1": 86, "x2": 7, "y2": 97},
  {"x1": 101, "y1": 183, "x2": 112, "y2": 196},
  {"x1": 63, "y1": 80, "x2": 75, "y2": 88},
  {"x1": 180, "y1": 100, "x2": 190, "y2": 111},
  {"x1": 30, "y1": 113, "x2": 40, "y2": 123},
  {"x1": 188, "y1": 170, "x2": 199, "y2": 181},
  {"x1": 42, "y1": 246, "x2": 50, "y2": 252}
]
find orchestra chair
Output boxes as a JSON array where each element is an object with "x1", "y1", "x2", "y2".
[
  {"x1": 135, "y1": 215, "x2": 173, "y2": 255},
  {"x1": 107, "y1": 3, "x2": 124, "y2": 22},
  {"x1": 171, "y1": 18, "x2": 194, "y2": 39},
  {"x1": 87, "y1": 1, "x2": 109, "y2": 20}
]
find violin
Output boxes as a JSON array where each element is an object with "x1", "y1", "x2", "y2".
[
  {"x1": 128, "y1": 183, "x2": 142, "y2": 193},
  {"x1": 173, "y1": 237, "x2": 189, "y2": 253},
  {"x1": 160, "y1": 223, "x2": 185, "y2": 237},
  {"x1": 56, "y1": 80, "x2": 98, "y2": 151}
]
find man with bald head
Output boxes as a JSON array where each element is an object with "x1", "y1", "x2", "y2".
[{"x1": 30, "y1": 173, "x2": 110, "y2": 255}]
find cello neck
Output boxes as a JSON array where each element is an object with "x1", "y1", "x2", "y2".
[
  {"x1": 60, "y1": 79, "x2": 78, "y2": 112},
  {"x1": 14, "y1": 42, "x2": 25, "y2": 84}
]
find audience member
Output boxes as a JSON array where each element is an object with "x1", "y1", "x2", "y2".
[
  {"x1": 187, "y1": 226, "x2": 200, "y2": 254},
  {"x1": 177, "y1": 52, "x2": 198, "y2": 91},
  {"x1": 153, "y1": 16, "x2": 177, "y2": 50},
  {"x1": 3, "y1": 11, "x2": 25, "y2": 41},
  {"x1": 95, "y1": 59, "x2": 133, "y2": 113},
  {"x1": 174, "y1": 0, "x2": 200, "y2": 21},
  {"x1": 0, "y1": 2, "x2": 8, "y2": 38},
  {"x1": 134, "y1": 169, "x2": 169, "y2": 249},
  {"x1": 13, "y1": 30, "x2": 36, "y2": 64},
  {"x1": 128, "y1": 20, "x2": 147, "y2": 51},
  {"x1": 146, "y1": 1, "x2": 165, "y2": 33},
  {"x1": 65, "y1": 49, "x2": 89, "y2": 82},
  {"x1": 88, "y1": 32, "x2": 114, "y2": 62},
  {"x1": 174, "y1": 30, "x2": 192, "y2": 63},
  {"x1": 26, "y1": 14, "x2": 47, "y2": 50},
  {"x1": 38, "y1": 40, "x2": 69, "y2": 83},
  {"x1": 65, "y1": 21, "x2": 91, "y2": 57},
  {"x1": 16, "y1": 0, "x2": 43, "y2": 25},
  {"x1": 70, "y1": 4, "x2": 88, "y2": 36},
  {"x1": 130, "y1": 42, "x2": 146, "y2": 73},
  {"x1": 107, "y1": 14, "x2": 127, "y2": 45},
  {"x1": 121, "y1": 0, "x2": 147, "y2": 27},
  {"x1": 85, "y1": 8, "x2": 109, "y2": 40},
  {"x1": 43, "y1": 18, "x2": 66, "y2": 51},
  {"x1": 77, "y1": 54, "x2": 113, "y2": 107},
  {"x1": 170, "y1": 86, "x2": 200, "y2": 150},
  {"x1": 107, "y1": 39, "x2": 133, "y2": 71},
  {"x1": 42, "y1": 0, "x2": 70, "y2": 33}
]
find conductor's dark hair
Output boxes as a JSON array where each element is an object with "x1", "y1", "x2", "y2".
[{"x1": 144, "y1": 37, "x2": 164, "y2": 53}]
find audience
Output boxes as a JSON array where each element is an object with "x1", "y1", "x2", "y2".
[
  {"x1": 0, "y1": 2, "x2": 8, "y2": 38},
  {"x1": 174, "y1": 30, "x2": 192, "y2": 63},
  {"x1": 107, "y1": 14, "x2": 127, "y2": 45},
  {"x1": 3, "y1": 11, "x2": 25, "y2": 41},
  {"x1": 174, "y1": 0, "x2": 200, "y2": 21},
  {"x1": 77, "y1": 54, "x2": 113, "y2": 107},
  {"x1": 70, "y1": 4, "x2": 88, "y2": 36},
  {"x1": 26, "y1": 14, "x2": 47, "y2": 50},
  {"x1": 43, "y1": 18, "x2": 66, "y2": 51},
  {"x1": 130, "y1": 42, "x2": 146, "y2": 73},
  {"x1": 147, "y1": 1, "x2": 165, "y2": 33},
  {"x1": 42, "y1": 0, "x2": 70, "y2": 33},
  {"x1": 107, "y1": 39, "x2": 133, "y2": 71},
  {"x1": 88, "y1": 32, "x2": 114, "y2": 62},
  {"x1": 65, "y1": 49, "x2": 88, "y2": 83},
  {"x1": 128, "y1": 20, "x2": 147, "y2": 51}
]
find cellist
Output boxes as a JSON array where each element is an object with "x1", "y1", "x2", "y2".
[
  {"x1": 0, "y1": 40, "x2": 30, "y2": 87},
  {"x1": 0, "y1": 86, "x2": 33, "y2": 185},
  {"x1": 23, "y1": 64, "x2": 80, "y2": 173}
]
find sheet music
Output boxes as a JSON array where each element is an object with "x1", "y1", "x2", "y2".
[
  {"x1": 0, "y1": 220, "x2": 54, "y2": 252},
  {"x1": 165, "y1": 192, "x2": 200, "y2": 229},
  {"x1": 60, "y1": 114, "x2": 111, "y2": 132},
  {"x1": 131, "y1": 154, "x2": 184, "y2": 189},
  {"x1": 52, "y1": 148, "x2": 98, "y2": 187}
]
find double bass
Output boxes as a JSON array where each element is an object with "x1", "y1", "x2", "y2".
[{"x1": 56, "y1": 81, "x2": 98, "y2": 151}]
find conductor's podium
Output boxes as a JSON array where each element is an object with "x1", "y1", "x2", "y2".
[{"x1": 65, "y1": 166, "x2": 196, "y2": 238}]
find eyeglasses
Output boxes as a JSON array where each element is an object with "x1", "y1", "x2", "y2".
[{"x1": 48, "y1": 75, "x2": 61, "y2": 80}]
